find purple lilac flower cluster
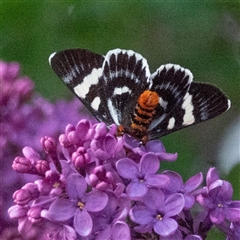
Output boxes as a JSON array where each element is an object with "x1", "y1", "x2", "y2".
[
  {"x1": 0, "y1": 61, "x2": 92, "y2": 238},
  {"x1": 8, "y1": 119, "x2": 240, "y2": 240}
]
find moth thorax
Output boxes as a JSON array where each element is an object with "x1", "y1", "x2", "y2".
[
  {"x1": 138, "y1": 90, "x2": 159, "y2": 110},
  {"x1": 131, "y1": 90, "x2": 159, "y2": 140}
]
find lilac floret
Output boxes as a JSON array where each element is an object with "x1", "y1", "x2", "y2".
[
  {"x1": 130, "y1": 188, "x2": 185, "y2": 237},
  {"x1": 43, "y1": 173, "x2": 108, "y2": 236},
  {"x1": 197, "y1": 168, "x2": 240, "y2": 224},
  {"x1": 116, "y1": 153, "x2": 169, "y2": 200},
  {"x1": 163, "y1": 170, "x2": 203, "y2": 209},
  {"x1": 123, "y1": 135, "x2": 178, "y2": 162},
  {"x1": 91, "y1": 192, "x2": 130, "y2": 239}
]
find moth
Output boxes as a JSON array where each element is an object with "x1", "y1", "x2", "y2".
[{"x1": 49, "y1": 48, "x2": 230, "y2": 142}]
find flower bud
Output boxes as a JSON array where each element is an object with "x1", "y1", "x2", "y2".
[
  {"x1": 36, "y1": 160, "x2": 50, "y2": 174},
  {"x1": 41, "y1": 136, "x2": 57, "y2": 153},
  {"x1": 12, "y1": 156, "x2": 32, "y2": 173}
]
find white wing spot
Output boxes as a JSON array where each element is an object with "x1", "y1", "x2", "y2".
[
  {"x1": 159, "y1": 98, "x2": 168, "y2": 109},
  {"x1": 113, "y1": 86, "x2": 131, "y2": 95},
  {"x1": 73, "y1": 68, "x2": 102, "y2": 99},
  {"x1": 91, "y1": 97, "x2": 101, "y2": 110},
  {"x1": 182, "y1": 93, "x2": 195, "y2": 125},
  {"x1": 167, "y1": 117, "x2": 175, "y2": 129}
]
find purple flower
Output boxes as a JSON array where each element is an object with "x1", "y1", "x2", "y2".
[
  {"x1": 196, "y1": 168, "x2": 240, "y2": 224},
  {"x1": 3, "y1": 62, "x2": 238, "y2": 240},
  {"x1": 130, "y1": 188, "x2": 185, "y2": 237},
  {"x1": 91, "y1": 192, "x2": 131, "y2": 240},
  {"x1": 162, "y1": 170, "x2": 203, "y2": 209},
  {"x1": 42, "y1": 173, "x2": 108, "y2": 237},
  {"x1": 8, "y1": 203, "x2": 76, "y2": 240},
  {"x1": 7, "y1": 116, "x2": 240, "y2": 239},
  {"x1": 46, "y1": 224, "x2": 77, "y2": 240},
  {"x1": 123, "y1": 134, "x2": 178, "y2": 162},
  {"x1": 91, "y1": 129, "x2": 125, "y2": 162},
  {"x1": 1, "y1": 60, "x2": 92, "y2": 235},
  {"x1": 111, "y1": 222, "x2": 131, "y2": 240},
  {"x1": 116, "y1": 153, "x2": 169, "y2": 200}
]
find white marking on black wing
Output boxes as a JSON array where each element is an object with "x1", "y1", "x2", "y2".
[
  {"x1": 113, "y1": 86, "x2": 132, "y2": 95},
  {"x1": 159, "y1": 98, "x2": 168, "y2": 109},
  {"x1": 150, "y1": 64, "x2": 193, "y2": 90},
  {"x1": 107, "y1": 99, "x2": 121, "y2": 125},
  {"x1": 148, "y1": 64, "x2": 193, "y2": 132},
  {"x1": 73, "y1": 68, "x2": 102, "y2": 98},
  {"x1": 100, "y1": 49, "x2": 151, "y2": 127},
  {"x1": 49, "y1": 48, "x2": 113, "y2": 123},
  {"x1": 167, "y1": 117, "x2": 175, "y2": 129},
  {"x1": 188, "y1": 82, "x2": 230, "y2": 123},
  {"x1": 49, "y1": 52, "x2": 57, "y2": 65},
  {"x1": 182, "y1": 93, "x2": 195, "y2": 125},
  {"x1": 91, "y1": 96, "x2": 101, "y2": 110},
  {"x1": 147, "y1": 64, "x2": 230, "y2": 139}
]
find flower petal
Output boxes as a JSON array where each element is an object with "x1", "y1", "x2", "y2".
[
  {"x1": 185, "y1": 235, "x2": 203, "y2": 240},
  {"x1": 184, "y1": 194, "x2": 195, "y2": 209},
  {"x1": 95, "y1": 225, "x2": 112, "y2": 240},
  {"x1": 154, "y1": 217, "x2": 178, "y2": 237},
  {"x1": 126, "y1": 181, "x2": 148, "y2": 200},
  {"x1": 74, "y1": 209, "x2": 92, "y2": 236},
  {"x1": 217, "y1": 180, "x2": 233, "y2": 201},
  {"x1": 206, "y1": 167, "x2": 219, "y2": 187},
  {"x1": 116, "y1": 158, "x2": 139, "y2": 179},
  {"x1": 85, "y1": 190, "x2": 108, "y2": 212},
  {"x1": 66, "y1": 173, "x2": 87, "y2": 200},
  {"x1": 145, "y1": 140, "x2": 166, "y2": 153},
  {"x1": 156, "y1": 152, "x2": 178, "y2": 162},
  {"x1": 104, "y1": 135, "x2": 117, "y2": 156},
  {"x1": 22, "y1": 146, "x2": 40, "y2": 162},
  {"x1": 134, "y1": 224, "x2": 153, "y2": 233},
  {"x1": 140, "y1": 153, "x2": 159, "y2": 175},
  {"x1": 46, "y1": 198, "x2": 75, "y2": 221},
  {"x1": 145, "y1": 174, "x2": 169, "y2": 188},
  {"x1": 209, "y1": 207, "x2": 225, "y2": 224},
  {"x1": 184, "y1": 172, "x2": 203, "y2": 193},
  {"x1": 56, "y1": 225, "x2": 77, "y2": 240},
  {"x1": 91, "y1": 140, "x2": 110, "y2": 160},
  {"x1": 162, "y1": 171, "x2": 183, "y2": 193},
  {"x1": 161, "y1": 229, "x2": 183, "y2": 240},
  {"x1": 76, "y1": 119, "x2": 91, "y2": 139},
  {"x1": 143, "y1": 188, "x2": 164, "y2": 211},
  {"x1": 112, "y1": 221, "x2": 131, "y2": 240},
  {"x1": 8, "y1": 205, "x2": 28, "y2": 219},
  {"x1": 123, "y1": 134, "x2": 140, "y2": 149},
  {"x1": 130, "y1": 205, "x2": 153, "y2": 225},
  {"x1": 225, "y1": 206, "x2": 240, "y2": 222},
  {"x1": 164, "y1": 193, "x2": 184, "y2": 217}
]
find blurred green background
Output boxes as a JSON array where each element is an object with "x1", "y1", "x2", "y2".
[{"x1": 1, "y1": 1, "x2": 240, "y2": 239}]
